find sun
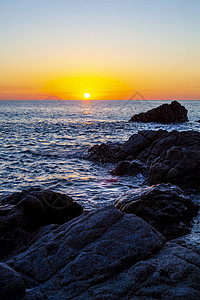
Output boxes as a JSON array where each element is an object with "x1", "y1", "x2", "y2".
[{"x1": 84, "y1": 93, "x2": 90, "y2": 99}]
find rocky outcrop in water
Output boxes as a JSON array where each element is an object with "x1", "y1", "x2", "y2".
[
  {"x1": 0, "y1": 188, "x2": 83, "y2": 260},
  {"x1": 115, "y1": 183, "x2": 199, "y2": 239},
  {"x1": 129, "y1": 100, "x2": 188, "y2": 123},
  {"x1": 87, "y1": 129, "x2": 200, "y2": 189}
]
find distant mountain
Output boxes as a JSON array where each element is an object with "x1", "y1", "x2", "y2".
[{"x1": 44, "y1": 95, "x2": 63, "y2": 100}]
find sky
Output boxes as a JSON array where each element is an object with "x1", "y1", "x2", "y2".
[{"x1": 0, "y1": 0, "x2": 200, "y2": 100}]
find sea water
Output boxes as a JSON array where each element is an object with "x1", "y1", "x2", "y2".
[
  {"x1": 0, "y1": 100, "x2": 200, "y2": 208},
  {"x1": 1, "y1": 99, "x2": 200, "y2": 243}
]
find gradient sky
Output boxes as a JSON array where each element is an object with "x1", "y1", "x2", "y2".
[{"x1": 0, "y1": 0, "x2": 200, "y2": 100}]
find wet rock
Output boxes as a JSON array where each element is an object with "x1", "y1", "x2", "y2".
[
  {"x1": 110, "y1": 161, "x2": 130, "y2": 175},
  {"x1": 0, "y1": 262, "x2": 25, "y2": 300},
  {"x1": 129, "y1": 100, "x2": 188, "y2": 123},
  {"x1": 87, "y1": 129, "x2": 200, "y2": 189},
  {"x1": 0, "y1": 188, "x2": 83, "y2": 260},
  {"x1": 114, "y1": 183, "x2": 199, "y2": 239},
  {"x1": 87, "y1": 142, "x2": 121, "y2": 163},
  {"x1": 148, "y1": 146, "x2": 200, "y2": 188},
  {"x1": 110, "y1": 159, "x2": 147, "y2": 176},
  {"x1": 5, "y1": 206, "x2": 200, "y2": 299}
]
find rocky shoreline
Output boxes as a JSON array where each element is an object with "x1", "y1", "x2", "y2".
[
  {"x1": 0, "y1": 186, "x2": 200, "y2": 299},
  {"x1": 1, "y1": 102, "x2": 200, "y2": 299},
  {"x1": 87, "y1": 129, "x2": 200, "y2": 190}
]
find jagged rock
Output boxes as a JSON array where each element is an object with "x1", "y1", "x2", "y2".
[
  {"x1": 148, "y1": 146, "x2": 200, "y2": 188},
  {"x1": 0, "y1": 262, "x2": 25, "y2": 300},
  {"x1": 87, "y1": 130, "x2": 200, "y2": 189},
  {"x1": 4, "y1": 207, "x2": 200, "y2": 299},
  {"x1": 79, "y1": 240, "x2": 200, "y2": 299},
  {"x1": 129, "y1": 100, "x2": 188, "y2": 123},
  {"x1": 6, "y1": 206, "x2": 165, "y2": 298},
  {"x1": 114, "y1": 184, "x2": 199, "y2": 239},
  {"x1": 0, "y1": 189, "x2": 83, "y2": 260}
]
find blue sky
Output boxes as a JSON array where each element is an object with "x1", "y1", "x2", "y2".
[{"x1": 0, "y1": 0, "x2": 200, "y2": 99}]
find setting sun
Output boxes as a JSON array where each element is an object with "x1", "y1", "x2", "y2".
[{"x1": 84, "y1": 93, "x2": 90, "y2": 99}]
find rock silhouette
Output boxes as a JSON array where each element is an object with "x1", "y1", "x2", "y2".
[{"x1": 130, "y1": 100, "x2": 188, "y2": 123}]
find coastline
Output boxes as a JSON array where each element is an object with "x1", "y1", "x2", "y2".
[{"x1": 1, "y1": 101, "x2": 200, "y2": 299}]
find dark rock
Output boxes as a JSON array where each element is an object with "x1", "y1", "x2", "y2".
[
  {"x1": 0, "y1": 262, "x2": 25, "y2": 300},
  {"x1": 114, "y1": 183, "x2": 199, "y2": 239},
  {"x1": 87, "y1": 142, "x2": 121, "y2": 163},
  {"x1": 0, "y1": 189, "x2": 83, "y2": 260},
  {"x1": 5, "y1": 207, "x2": 200, "y2": 299},
  {"x1": 128, "y1": 159, "x2": 148, "y2": 176},
  {"x1": 118, "y1": 129, "x2": 169, "y2": 163},
  {"x1": 7, "y1": 206, "x2": 165, "y2": 298},
  {"x1": 148, "y1": 146, "x2": 200, "y2": 188},
  {"x1": 129, "y1": 100, "x2": 188, "y2": 123},
  {"x1": 82, "y1": 241, "x2": 200, "y2": 299},
  {"x1": 110, "y1": 161, "x2": 130, "y2": 175},
  {"x1": 87, "y1": 129, "x2": 200, "y2": 189},
  {"x1": 110, "y1": 159, "x2": 147, "y2": 176}
]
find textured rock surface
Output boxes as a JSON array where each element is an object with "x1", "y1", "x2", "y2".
[
  {"x1": 115, "y1": 183, "x2": 199, "y2": 239},
  {"x1": 87, "y1": 129, "x2": 200, "y2": 189},
  {"x1": 7, "y1": 206, "x2": 164, "y2": 299},
  {"x1": 148, "y1": 146, "x2": 200, "y2": 188},
  {"x1": 0, "y1": 188, "x2": 83, "y2": 260},
  {"x1": 0, "y1": 262, "x2": 25, "y2": 300},
  {"x1": 3, "y1": 206, "x2": 200, "y2": 299},
  {"x1": 129, "y1": 100, "x2": 188, "y2": 123},
  {"x1": 78, "y1": 240, "x2": 200, "y2": 300}
]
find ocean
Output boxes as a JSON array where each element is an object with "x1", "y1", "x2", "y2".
[{"x1": 1, "y1": 99, "x2": 200, "y2": 243}]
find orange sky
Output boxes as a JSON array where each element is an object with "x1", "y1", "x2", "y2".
[{"x1": 0, "y1": 0, "x2": 200, "y2": 100}]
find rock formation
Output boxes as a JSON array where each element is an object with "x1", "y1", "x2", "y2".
[
  {"x1": 129, "y1": 100, "x2": 188, "y2": 123},
  {"x1": 87, "y1": 129, "x2": 200, "y2": 189},
  {"x1": 115, "y1": 183, "x2": 199, "y2": 239},
  {"x1": 0, "y1": 188, "x2": 83, "y2": 260},
  {"x1": 0, "y1": 187, "x2": 199, "y2": 299},
  {"x1": 0, "y1": 205, "x2": 198, "y2": 299}
]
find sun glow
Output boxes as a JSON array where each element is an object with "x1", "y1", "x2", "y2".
[
  {"x1": 44, "y1": 76, "x2": 132, "y2": 100},
  {"x1": 84, "y1": 93, "x2": 90, "y2": 99}
]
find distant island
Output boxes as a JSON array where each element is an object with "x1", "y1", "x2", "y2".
[{"x1": 44, "y1": 95, "x2": 63, "y2": 100}]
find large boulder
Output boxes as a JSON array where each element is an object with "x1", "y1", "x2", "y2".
[
  {"x1": 0, "y1": 188, "x2": 83, "y2": 260},
  {"x1": 129, "y1": 100, "x2": 188, "y2": 123},
  {"x1": 7, "y1": 206, "x2": 165, "y2": 298},
  {"x1": 4, "y1": 207, "x2": 200, "y2": 299},
  {"x1": 148, "y1": 146, "x2": 200, "y2": 188},
  {"x1": 87, "y1": 130, "x2": 200, "y2": 189},
  {"x1": 114, "y1": 183, "x2": 199, "y2": 239}
]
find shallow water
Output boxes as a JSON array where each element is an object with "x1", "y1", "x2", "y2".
[{"x1": 0, "y1": 100, "x2": 200, "y2": 241}]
